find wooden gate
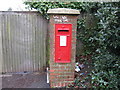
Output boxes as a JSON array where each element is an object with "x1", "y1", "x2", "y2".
[{"x1": 0, "y1": 11, "x2": 48, "y2": 73}]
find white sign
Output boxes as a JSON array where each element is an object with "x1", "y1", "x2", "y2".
[{"x1": 60, "y1": 36, "x2": 67, "y2": 46}]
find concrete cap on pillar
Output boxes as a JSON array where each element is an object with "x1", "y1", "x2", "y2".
[{"x1": 47, "y1": 8, "x2": 80, "y2": 15}]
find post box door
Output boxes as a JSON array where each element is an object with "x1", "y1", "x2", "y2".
[{"x1": 55, "y1": 24, "x2": 72, "y2": 63}]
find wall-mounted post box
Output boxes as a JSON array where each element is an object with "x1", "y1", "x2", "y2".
[
  {"x1": 47, "y1": 8, "x2": 80, "y2": 88},
  {"x1": 55, "y1": 24, "x2": 72, "y2": 63}
]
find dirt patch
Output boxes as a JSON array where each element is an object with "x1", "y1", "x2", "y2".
[{"x1": 2, "y1": 72, "x2": 50, "y2": 88}]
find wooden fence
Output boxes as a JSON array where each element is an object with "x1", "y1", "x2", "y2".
[{"x1": 0, "y1": 11, "x2": 48, "y2": 73}]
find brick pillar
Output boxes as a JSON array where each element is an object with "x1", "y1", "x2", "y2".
[{"x1": 47, "y1": 8, "x2": 80, "y2": 88}]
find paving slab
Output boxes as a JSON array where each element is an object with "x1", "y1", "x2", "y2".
[{"x1": 2, "y1": 72, "x2": 50, "y2": 88}]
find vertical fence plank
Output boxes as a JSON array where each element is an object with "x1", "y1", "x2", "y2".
[
  {"x1": 0, "y1": 13, "x2": 3, "y2": 73},
  {"x1": 0, "y1": 12, "x2": 2, "y2": 90},
  {"x1": 37, "y1": 14, "x2": 41, "y2": 71},
  {"x1": 1, "y1": 13, "x2": 5, "y2": 72}
]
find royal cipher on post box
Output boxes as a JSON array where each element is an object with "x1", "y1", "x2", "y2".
[{"x1": 55, "y1": 24, "x2": 72, "y2": 63}]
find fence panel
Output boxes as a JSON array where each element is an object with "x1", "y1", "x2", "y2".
[{"x1": 0, "y1": 11, "x2": 48, "y2": 73}]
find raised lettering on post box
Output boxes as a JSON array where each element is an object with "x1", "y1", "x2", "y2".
[{"x1": 55, "y1": 24, "x2": 72, "y2": 63}]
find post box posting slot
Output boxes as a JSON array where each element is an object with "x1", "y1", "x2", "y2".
[
  {"x1": 58, "y1": 30, "x2": 69, "y2": 32},
  {"x1": 55, "y1": 24, "x2": 72, "y2": 63}
]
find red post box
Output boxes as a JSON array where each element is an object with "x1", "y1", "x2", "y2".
[{"x1": 55, "y1": 24, "x2": 72, "y2": 63}]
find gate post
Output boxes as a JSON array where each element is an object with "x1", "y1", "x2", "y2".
[{"x1": 47, "y1": 8, "x2": 80, "y2": 87}]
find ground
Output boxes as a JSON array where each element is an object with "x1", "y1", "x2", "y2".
[
  {"x1": 2, "y1": 72, "x2": 50, "y2": 88},
  {"x1": 2, "y1": 58, "x2": 92, "y2": 89}
]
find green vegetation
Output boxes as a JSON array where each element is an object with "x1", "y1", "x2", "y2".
[{"x1": 24, "y1": 2, "x2": 120, "y2": 88}]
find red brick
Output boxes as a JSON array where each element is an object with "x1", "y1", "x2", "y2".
[
  {"x1": 54, "y1": 69, "x2": 66, "y2": 72},
  {"x1": 54, "y1": 83, "x2": 56, "y2": 87},
  {"x1": 65, "y1": 79, "x2": 74, "y2": 81},
  {"x1": 50, "y1": 76, "x2": 56, "y2": 80},
  {"x1": 50, "y1": 83, "x2": 54, "y2": 87},
  {"x1": 65, "y1": 66, "x2": 71, "y2": 68},
  {"x1": 49, "y1": 69, "x2": 54, "y2": 72},
  {"x1": 61, "y1": 83, "x2": 64, "y2": 87},
  {"x1": 58, "y1": 83, "x2": 60, "y2": 87},
  {"x1": 50, "y1": 73, "x2": 60, "y2": 76}
]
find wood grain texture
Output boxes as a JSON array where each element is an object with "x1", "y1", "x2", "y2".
[{"x1": 0, "y1": 11, "x2": 48, "y2": 73}]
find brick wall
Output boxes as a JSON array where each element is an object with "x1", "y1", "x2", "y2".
[{"x1": 48, "y1": 15, "x2": 78, "y2": 87}]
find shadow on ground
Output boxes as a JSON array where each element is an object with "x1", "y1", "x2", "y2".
[{"x1": 2, "y1": 72, "x2": 50, "y2": 88}]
